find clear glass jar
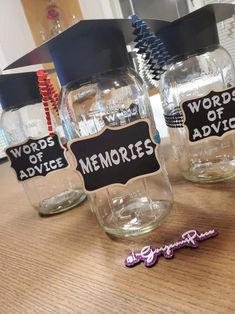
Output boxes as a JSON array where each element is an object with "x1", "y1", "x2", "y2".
[
  {"x1": 160, "y1": 45, "x2": 235, "y2": 183},
  {"x1": 60, "y1": 67, "x2": 173, "y2": 237},
  {"x1": 1, "y1": 101, "x2": 86, "y2": 216}
]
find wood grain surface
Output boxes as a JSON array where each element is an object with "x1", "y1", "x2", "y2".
[{"x1": 0, "y1": 144, "x2": 234, "y2": 314}]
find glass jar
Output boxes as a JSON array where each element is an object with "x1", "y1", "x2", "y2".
[
  {"x1": 160, "y1": 45, "x2": 235, "y2": 183},
  {"x1": 1, "y1": 72, "x2": 86, "y2": 216},
  {"x1": 60, "y1": 67, "x2": 173, "y2": 237}
]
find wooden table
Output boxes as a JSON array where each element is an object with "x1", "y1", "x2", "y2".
[{"x1": 0, "y1": 145, "x2": 234, "y2": 314}]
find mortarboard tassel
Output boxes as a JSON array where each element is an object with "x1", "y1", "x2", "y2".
[
  {"x1": 136, "y1": 53, "x2": 158, "y2": 87},
  {"x1": 131, "y1": 15, "x2": 170, "y2": 83},
  {"x1": 37, "y1": 69, "x2": 61, "y2": 136}
]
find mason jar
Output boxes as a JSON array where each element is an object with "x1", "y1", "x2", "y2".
[
  {"x1": 160, "y1": 45, "x2": 235, "y2": 183},
  {"x1": 0, "y1": 72, "x2": 86, "y2": 216},
  {"x1": 60, "y1": 67, "x2": 173, "y2": 237}
]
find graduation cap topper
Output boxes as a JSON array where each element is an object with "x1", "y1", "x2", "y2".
[
  {"x1": 5, "y1": 19, "x2": 168, "y2": 86},
  {"x1": 0, "y1": 72, "x2": 41, "y2": 110},
  {"x1": 130, "y1": 3, "x2": 235, "y2": 84},
  {"x1": 155, "y1": 3, "x2": 235, "y2": 62}
]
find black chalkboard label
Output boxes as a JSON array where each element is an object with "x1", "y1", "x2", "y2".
[
  {"x1": 180, "y1": 86, "x2": 235, "y2": 143},
  {"x1": 6, "y1": 134, "x2": 69, "y2": 181},
  {"x1": 69, "y1": 119, "x2": 160, "y2": 192}
]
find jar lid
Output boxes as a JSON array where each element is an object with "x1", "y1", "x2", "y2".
[
  {"x1": 156, "y1": 3, "x2": 235, "y2": 62},
  {"x1": 4, "y1": 19, "x2": 169, "y2": 86},
  {"x1": 0, "y1": 72, "x2": 41, "y2": 110}
]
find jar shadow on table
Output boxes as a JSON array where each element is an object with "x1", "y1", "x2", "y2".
[{"x1": 192, "y1": 179, "x2": 235, "y2": 192}]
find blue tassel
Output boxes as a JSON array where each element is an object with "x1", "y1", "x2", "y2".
[{"x1": 131, "y1": 14, "x2": 170, "y2": 82}]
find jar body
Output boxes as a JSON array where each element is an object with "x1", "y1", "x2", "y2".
[
  {"x1": 160, "y1": 45, "x2": 235, "y2": 183},
  {"x1": 1, "y1": 102, "x2": 86, "y2": 216},
  {"x1": 60, "y1": 68, "x2": 173, "y2": 237}
]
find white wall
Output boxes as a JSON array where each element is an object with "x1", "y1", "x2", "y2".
[
  {"x1": 0, "y1": 0, "x2": 37, "y2": 72},
  {"x1": 79, "y1": 0, "x2": 123, "y2": 19},
  {"x1": 186, "y1": 0, "x2": 204, "y2": 11}
]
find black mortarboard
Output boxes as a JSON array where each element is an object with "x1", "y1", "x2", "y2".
[
  {"x1": 0, "y1": 72, "x2": 41, "y2": 110},
  {"x1": 156, "y1": 3, "x2": 235, "y2": 62},
  {"x1": 5, "y1": 19, "x2": 169, "y2": 86}
]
